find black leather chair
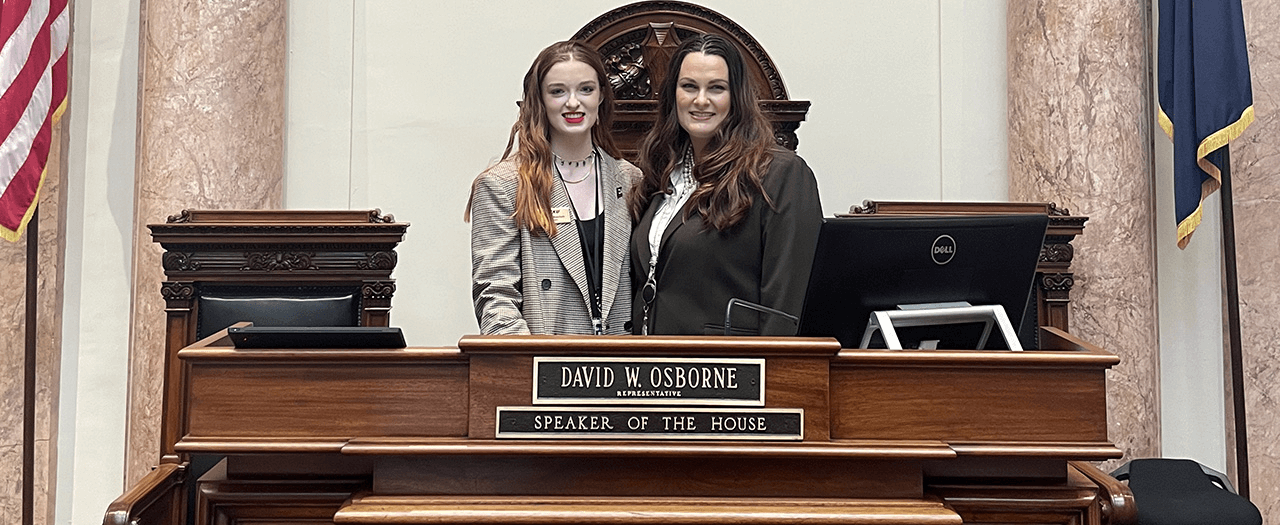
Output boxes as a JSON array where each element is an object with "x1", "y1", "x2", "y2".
[
  {"x1": 189, "y1": 283, "x2": 363, "y2": 524},
  {"x1": 1112, "y1": 458, "x2": 1262, "y2": 525},
  {"x1": 127, "y1": 209, "x2": 405, "y2": 525}
]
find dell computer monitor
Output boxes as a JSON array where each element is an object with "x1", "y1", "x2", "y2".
[{"x1": 796, "y1": 214, "x2": 1049, "y2": 350}]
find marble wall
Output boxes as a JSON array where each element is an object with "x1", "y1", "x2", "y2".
[
  {"x1": 1010, "y1": 0, "x2": 1280, "y2": 520},
  {"x1": 126, "y1": 0, "x2": 286, "y2": 485},
  {"x1": 1235, "y1": 0, "x2": 1280, "y2": 517},
  {"x1": 0, "y1": 120, "x2": 69, "y2": 525},
  {"x1": 1007, "y1": 0, "x2": 1161, "y2": 469}
]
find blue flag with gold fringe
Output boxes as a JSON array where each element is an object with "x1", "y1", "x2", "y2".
[{"x1": 1158, "y1": 0, "x2": 1254, "y2": 249}]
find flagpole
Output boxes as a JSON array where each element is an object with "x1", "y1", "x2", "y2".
[
  {"x1": 1218, "y1": 149, "x2": 1250, "y2": 499},
  {"x1": 23, "y1": 207, "x2": 38, "y2": 525}
]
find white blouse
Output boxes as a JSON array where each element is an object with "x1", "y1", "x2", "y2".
[{"x1": 647, "y1": 151, "x2": 696, "y2": 269}]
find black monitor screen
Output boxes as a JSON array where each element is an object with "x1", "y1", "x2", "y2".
[{"x1": 796, "y1": 214, "x2": 1049, "y2": 349}]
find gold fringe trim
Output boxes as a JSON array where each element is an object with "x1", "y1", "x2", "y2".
[
  {"x1": 1197, "y1": 105, "x2": 1255, "y2": 160},
  {"x1": 1175, "y1": 105, "x2": 1255, "y2": 249},
  {"x1": 1175, "y1": 182, "x2": 1213, "y2": 249},
  {"x1": 1158, "y1": 105, "x2": 1174, "y2": 141},
  {"x1": 0, "y1": 98, "x2": 68, "y2": 242},
  {"x1": 0, "y1": 169, "x2": 48, "y2": 242}
]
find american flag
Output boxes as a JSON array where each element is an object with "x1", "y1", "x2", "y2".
[{"x1": 0, "y1": 0, "x2": 69, "y2": 242}]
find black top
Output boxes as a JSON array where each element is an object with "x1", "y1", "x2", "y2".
[{"x1": 577, "y1": 214, "x2": 603, "y2": 318}]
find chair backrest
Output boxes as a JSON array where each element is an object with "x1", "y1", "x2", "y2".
[{"x1": 195, "y1": 284, "x2": 360, "y2": 340}]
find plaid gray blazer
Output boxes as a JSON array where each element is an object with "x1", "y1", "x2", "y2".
[{"x1": 470, "y1": 153, "x2": 642, "y2": 335}]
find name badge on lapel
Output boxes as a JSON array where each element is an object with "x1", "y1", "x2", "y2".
[{"x1": 552, "y1": 207, "x2": 573, "y2": 224}]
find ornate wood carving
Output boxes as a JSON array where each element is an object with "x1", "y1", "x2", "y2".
[
  {"x1": 1041, "y1": 243, "x2": 1074, "y2": 264},
  {"x1": 568, "y1": 0, "x2": 809, "y2": 156},
  {"x1": 155, "y1": 225, "x2": 407, "y2": 236},
  {"x1": 362, "y1": 281, "x2": 396, "y2": 301},
  {"x1": 241, "y1": 252, "x2": 318, "y2": 272},
  {"x1": 358, "y1": 251, "x2": 398, "y2": 271},
  {"x1": 368, "y1": 209, "x2": 395, "y2": 223},
  {"x1": 574, "y1": 1, "x2": 790, "y2": 100},
  {"x1": 773, "y1": 121, "x2": 802, "y2": 151},
  {"x1": 606, "y1": 41, "x2": 652, "y2": 100},
  {"x1": 150, "y1": 211, "x2": 408, "y2": 280},
  {"x1": 1042, "y1": 273, "x2": 1076, "y2": 294},
  {"x1": 848, "y1": 200, "x2": 881, "y2": 214},
  {"x1": 160, "y1": 281, "x2": 195, "y2": 301},
  {"x1": 163, "y1": 252, "x2": 201, "y2": 272},
  {"x1": 167, "y1": 209, "x2": 194, "y2": 223}
]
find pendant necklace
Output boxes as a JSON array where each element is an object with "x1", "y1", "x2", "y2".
[{"x1": 554, "y1": 150, "x2": 596, "y2": 183}]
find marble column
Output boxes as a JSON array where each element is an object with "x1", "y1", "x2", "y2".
[
  {"x1": 1234, "y1": 1, "x2": 1280, "y2": 518},
  {"x1": 0, "y1": 119, "x2": 69, "y2": 525},
  {"x1": 1007, "y1": 0, "x2": 1160, "y2": 467},
  {"x1": 128, "y1": 0, "x2": 286, "y2": 485}
]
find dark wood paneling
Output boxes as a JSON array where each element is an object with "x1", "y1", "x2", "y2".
[
  {"x1": 224, "y1": 454, "x2": 376, "y2": 478},
  {"x1": 197, "y1": 475, "x2": 365, "y2": 525},
  {"x1": 374, "y1": 456, "x2": 923, "y2": 499},
  {"x1": 929, "y1": 482, "x2": 1100, "y2": 525},
  {"x1": 185, "y1": 360, "x2": 468, "y2": 439},
  {"x1": 765, "y1": 357, "x2": 829, "y2": 441},
  {"x1": 831, "y1": 365, "x2": 1107, "y2": 442},
  {"x1": 468, "y1": 354, "x2": 533, "y2": 439}
]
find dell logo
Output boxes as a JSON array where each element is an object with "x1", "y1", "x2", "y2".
[{"x1": 932, "y1": 235, "x2": 956, "y2": 265}]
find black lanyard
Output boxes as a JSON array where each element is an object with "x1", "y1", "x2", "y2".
[{"x1": 554, "y1": 149, "x2": 604, "y2": 334}]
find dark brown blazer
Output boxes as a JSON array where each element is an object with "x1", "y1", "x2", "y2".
[{"x1": 630, "y1": 149, "x2": 822, "y2": 336}]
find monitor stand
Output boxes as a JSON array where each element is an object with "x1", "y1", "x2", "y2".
[{"x1": 859, "y1": 302, "x2": 1023, "y2": 351}]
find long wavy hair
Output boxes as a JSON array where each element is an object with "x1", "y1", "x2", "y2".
[
  {"x1": 466, "y1": 41, "x2": 620, "y2": 236},
  {"x1": 628, "y1": 34, "x2": 777, "y2": 231}
]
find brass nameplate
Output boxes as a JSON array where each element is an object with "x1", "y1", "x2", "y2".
[
  {"x1": 533, "y1": 357, "x2": 764, "y2": 406},
  {"x1": 496, "y1": 407, "x2": 803, "y2": 440}
]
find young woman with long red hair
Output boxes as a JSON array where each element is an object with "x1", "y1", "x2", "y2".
[
  {"x1": 468, "y1": 41, "x2": 641, "y2": 335},
  {"x1": 629, "y1": 34, "x2": 822, "y2": 336}
]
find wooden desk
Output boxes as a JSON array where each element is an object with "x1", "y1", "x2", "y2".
[{"x1": 107, "y1": 327, "x2": 1134, "y2": 525}]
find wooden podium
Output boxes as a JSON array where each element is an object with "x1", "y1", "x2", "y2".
[
  {"x1": 108, "y1": 328, "x2": 1133, "y2": 525},
  {"x1": 110, "y1": 203, "x2": 1130, "y2": 525}
]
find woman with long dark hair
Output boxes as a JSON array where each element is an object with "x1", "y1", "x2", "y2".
[
  {"x1": 629, "y1": 34, "x2": 822, "y2": 336},
  {"x1": 468, "y1": 41, "x2": 641, "y2": 335}
]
